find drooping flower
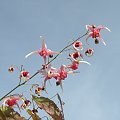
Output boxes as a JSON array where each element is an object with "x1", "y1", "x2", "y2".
[
  {"x1": 86, "y1": 25, "x2": 111, "y2": 46},
  {"x1": 21, "y1": 99, "x2": 31, "y2": 109},
  {"x1": 85, "y1": 48, "x2": 94, "y2": 57},
  {"x1": 67, "y1": 60, "x2": 79, "y2": 70},
  {"x1": 67, "y1": 60, "x2": 91, "y2": 70},
  {"x1": 39, "y1": 64, "x2": 72, "y2": 91},
  {"x1": 56, "y1": 65, "x2": 68, "y2": 81},
  {"x1": 3, "y1": 96, "x2": 21, "y2": 107},
  {"x1": 20, "y1": 70, "x2": 30, "y2": 80},
  {"x1": 55, "y1": 65, "x2": 73, "y2": 87},
  {"x1": 25, "y1": 36, "x2": 58, "y2": 64},
  {"x1": 39, "y1": 64, "x2": 58, "y2": 79},
  {"x1": 39, "y1": 64, "x2": 59, "y2": 88},
  {"x1": 73, "y1": 41, "x2": 83, "y2": 51},
  {"x1": 69, "y1": 51, "x2": 83, "y2": 61}
]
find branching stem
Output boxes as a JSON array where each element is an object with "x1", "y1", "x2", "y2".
[{"x1": 0, "y1": 31, "x2": 88, "y2": 101}]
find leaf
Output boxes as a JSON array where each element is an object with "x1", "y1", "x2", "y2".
[
  {"x1": 57, "y1": 93, "x2": 64, "y2": 118},
  {"x1": 27, "y1": 109, "x2": 41, "y2": 120},
  {"x1": 0, "y1": 109, "x2": 6, "y2": 120},
  {"x1": 32, "y1": 95, "x2": 64, "y2": 120},
  {"x1": 0, "y1": 107, "x2": 26, "y2": 120}
]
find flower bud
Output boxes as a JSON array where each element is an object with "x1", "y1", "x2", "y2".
[
  {"x1": 32, "y1": 109, "x2": 38, "y2": 113},
  {"x1": 56, "y1": 81, "x2": 60, "y2": 86},
  {"x1": 24, "y1": 100, "x2": 31, "y2": 106},
  {"x1": 8, "y1": 66, "x2": 14, "y2": 73},
  {"x1": 49, "y1": 54, "x2": 53, "y2": 58},
  {"x1": 94, "y1": 38, "x2": 99, "y2": 44},
  {"x1": 85, "y1": 48, "x2": 94, "y2": 57}
]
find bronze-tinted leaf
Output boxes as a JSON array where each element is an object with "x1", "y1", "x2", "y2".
[
  {"x1": 0, "y1": 107, "x2": 26, "y2": 120},
  {"x1": 32, "y1": 95, "x2": 64, "y2": 120},
  {"x1": 0, "y1": 109, "x2": 6, "y2": 120}
]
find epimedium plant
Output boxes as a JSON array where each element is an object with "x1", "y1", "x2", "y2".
[{"x1": 0, "y1": 25, "x2": 110, "y2": 120}]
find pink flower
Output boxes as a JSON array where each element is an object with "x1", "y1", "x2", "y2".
[
  {"x1": 3, "y1": 96, "x2": 20, "y2": 107},
  {"x1": 67, "y1": 60, "x2": 91, "y2": 70},
  {"x1": 20, "y1": 71, "x2": 30, "y2": 80},
  {"x1": 39, "y1": 64, "x2": 58, "y2": 79},
  {"x1": 73, "y1": 41, "x2": 83, "y2": 51},
  {"x1": 69, "y1": 51, "x2": 83, "y2": 61},
  {"x1": 55, "y1": 65, "x2": 73, "y2": 86},
  {"x1": 25, "y1": 36, "x2": 58, "y2": 64},
  {"x1": 56, "y1": 65, "x2": 68, "y2": 80},
  {"x1": 40, "y1": 64, "x2": 73, "y2": 90},
  {"x1": 85, "y1": 48, "x2": 94, "y2": 57},
  {"x1": 67, "y1": 60, "x2": 79, "y2": 70},
  {"x1": 86, "y1": 25, "x2": 111, "y2": 46},
  {"x1": 39, "y1": 64, "x2": 59, "y2": 87}
]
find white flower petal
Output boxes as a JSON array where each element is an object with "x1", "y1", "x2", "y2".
[
  {"x1": 80, "y1": 61, "x2": 91, "y2": 65},
  {"x1": 40, "y1": 36, "x2": 47, "y2": 49},
  {"x1": 105, "y1": 27, "x2": 111, "y2": 32},
  {"x1": 99, "y1": 36, "x2": 107, "y2": 46},
  {"x1": 86, "y1": 25, "x2": 94, "y2": 31},
  {"x1": 25, "y1": 51, "x2": 37, "y2": 58}
]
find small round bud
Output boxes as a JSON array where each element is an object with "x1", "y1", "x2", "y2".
[
  {"x1": 56, "y1": 81, "x2": 60, "y2": 86},
  {"x1": 32, "y1": 109, "x2": 38, "y2": 113},
  {"x1": 49, "y1": 54, "x2": 53, "y2": 58},
  {"x1": 20, "y1": 71, "x2": 30, "y2": 80},
  {"x1": 95, "y1": 39, "x2": 99, "y2": 44},
  {"x1": 8, "y1": 67, "x2": 14, "y2": 73},
  {"x1": 24, "y1": 100, "x2": 31, "y2": 106},
  {"x1": 85, "y1": 48, "x2": 94, "y2": 57}
]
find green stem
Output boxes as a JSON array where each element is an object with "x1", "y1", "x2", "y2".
[
  {"x1": 0, "y1": 31, "x2": 88, "y2": 101},
  {"x1": 0, "y1": 71, "x2": 39, "y2": 101},
  {"x1": 47, "y1": 31, "x2": 88, "y2": 65},
  {"x1": 0, "y1": 84, "x2": 20, "y2": 101}
]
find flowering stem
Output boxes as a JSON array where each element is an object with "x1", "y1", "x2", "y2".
[
  {"x1": 0, "y1": 31, "x2": 88, "y2": 101},
  {"x1": 47, "y1": 31, "x2": 88, "y2": 65}
]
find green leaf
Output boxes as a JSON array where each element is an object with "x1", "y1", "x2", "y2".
[
  {"x1": 27, "y1": 109, "x2": 41, "y2": 120},
  {"x1": 32, "y1": 95, "x2": 64, "y2": 120}
]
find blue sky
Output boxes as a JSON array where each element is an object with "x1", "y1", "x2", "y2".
[{"x1": 0, "y1": 0, "x2": 120, "y2": 120}]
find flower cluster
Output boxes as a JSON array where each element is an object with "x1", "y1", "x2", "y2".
[
  {"x1": 1, "y1": 24, "x2": 110, "y2": 120},
  {"x1": 24, "y1": 24, "x2": 110, "y2": 92}
]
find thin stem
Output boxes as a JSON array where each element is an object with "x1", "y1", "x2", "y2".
[
  {"x1": 0, "y1": 84, "x2": 21, "y2": 101},
  {"x1": 0, "y1": 31, "x2": 88, "y2": 101},
  {"x1": 0, "y1": 71, "x2": 39, "y2": 101},
  {"x1": 47, "y1": 31, "x2": 88, "y2": 65}
]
